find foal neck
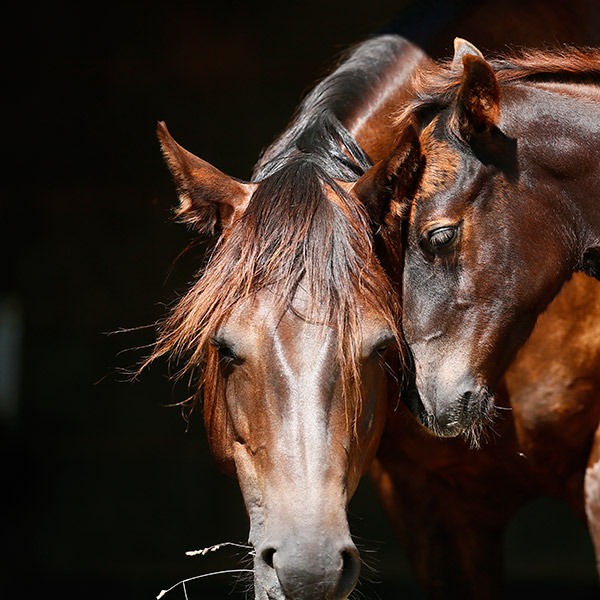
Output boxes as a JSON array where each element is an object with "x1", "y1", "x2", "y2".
[{"x1": 515, "y1": 82, "x2": 600, "y2": 259}]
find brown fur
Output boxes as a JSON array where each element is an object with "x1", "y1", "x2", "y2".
[
  {"x1": 386, "y1": 40, "x2": 600, "y2": 594},
  {"x1": 141, "y1": 159, "x2": 400, "y2": 420},
  {"x1": 395, "y1": 45, "x2": 600, "y2": 134}
]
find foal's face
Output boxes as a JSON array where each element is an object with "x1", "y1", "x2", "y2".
[
  {"x1": 401, "y1": 115, "x2": 571, "y2": 441},
  {"x1": 206, "y1": 288, "x2": 394, "y2": 600},
  {"x1": 387, "y1": 41, "x2": 595, "y2": 442}
]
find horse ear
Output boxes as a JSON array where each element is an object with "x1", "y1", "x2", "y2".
[
  {"x1": 450, "y1": 38, "x2": 500, "y2": 141},
  {"x1": 452, "y1": 37, "x2": 484, "y2": 67},
  {"x1": 351, "y1": 124, "x2": 422, "y2": 224},
  {"x1": 157, "y1": 121, "x2": 255, "y2": 234}
]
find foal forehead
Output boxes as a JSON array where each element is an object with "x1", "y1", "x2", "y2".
[
  {"x1": 416, "y1": 123, "x2": 460, "y2": 200},
  {"x1": 409, "y1": 122, "x2": 462, "y2": 224}
]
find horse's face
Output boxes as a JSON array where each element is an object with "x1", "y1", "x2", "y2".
[
  {"x1": 154, "y1": 121, "x2": 398, "y2": 599},
  {"x1": 401, "y1": 126, "x2": 545, "y2": 440},
  {"x1": 394, "y1": 41, "x2": 576, "y2": 441},
  {"x1": 207, "y1": 289, "x2": 393, "y2": 600}
]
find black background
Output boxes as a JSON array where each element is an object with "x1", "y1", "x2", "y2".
[{"x1": 2, "y1": 1, "x2": 599, "y2": 599}]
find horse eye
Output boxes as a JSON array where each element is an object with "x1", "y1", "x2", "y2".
[
  {"x1": 372, "y1": 344, "x2": 391, "y2": 358},
  {"x1": 369, "y1": 334, "x2": 395, "y2": 358},
  {"x1": 210, "y1": 337, "x2": 238, "y2": 362},
  {"x1": 426, "y1": 226, "x2": 458, "y2": 251}
]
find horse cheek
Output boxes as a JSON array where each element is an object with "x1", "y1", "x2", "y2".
[
  {"x1": 359, "y1": 363, "x2": 389, "y2": 469},
  {"x1": 203, "y1": 360, "x2": 237, "y2": 476}
]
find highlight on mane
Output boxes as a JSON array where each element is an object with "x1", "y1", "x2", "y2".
[
  {"x1": 255, "y1": 34, "x2": 422, "y2": 175},
  {"x1": 394, "y1": 44, "x2": 600, "y2": 131},
  {"x1": 142, "y1": 110, "x2": 401, "y2": 423}
]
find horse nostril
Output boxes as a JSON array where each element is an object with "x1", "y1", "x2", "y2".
[
  {"x1": 461, "y1": 387, "x2": 494, "y2": 420},
  {"x1": 336, "y1": 546, "x2": 361, "y2": 599},
  {"x1": 461, "y1": 390, "x2": 473, "y2": 413},
  {"x1": 261, "y1": 546, "x2": 275, "y2": 569}
]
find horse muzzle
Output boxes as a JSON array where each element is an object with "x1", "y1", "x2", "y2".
[
  {"x1": 252, "y1": 534, "x2": 361, "y2": 600},
  {"x1": 404, "y1": 373, "x2": 496, "y2": 444}
]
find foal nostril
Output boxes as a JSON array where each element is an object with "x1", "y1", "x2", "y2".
[
  {"x1": 460, "y1": 390, "x2": 473, "y2": 413},
  {"x1": 460, "y1": 386, "x2": 495, "y2": 421},
  {"x1": 336, "y1": 546, "x2": 361, "y2": 599},
  {"x1": 260, "y1": 546, "x2": 275, "y2": 569}
]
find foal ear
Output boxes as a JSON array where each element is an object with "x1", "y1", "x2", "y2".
[
  {"x1": 452, "y1": 37, "x2": 484, "y2": 67},
  {"x1": 157, "y1": 121, "x2": 255, "y2": 234},
  {"x1": 351, "y1": 125, "x2": 422, "y2": 224},
  {"x1": 450, "y1": 38, "x2": 500, "y2": 141}
]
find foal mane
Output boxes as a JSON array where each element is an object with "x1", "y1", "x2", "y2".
[{"x1": 396, "y1": 45, "x2": 600, "y2": 129}]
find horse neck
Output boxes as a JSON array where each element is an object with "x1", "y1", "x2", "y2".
[
  {"x1": 345, "y1": 45, "x2": 430, "y2": 162},
  {"x1": 254, "y1": 36, "x2": 429, "y2": 175},
  {"x1": 516, "y1": 81, "x2": 600, "y2": 250}
]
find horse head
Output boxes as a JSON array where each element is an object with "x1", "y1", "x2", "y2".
[
  {"x1": 379, "y1": 39, "x2": 600, "y2": 444},
  {"x1": 151, "y1": 121, "x2": 401, "y2": 599}
]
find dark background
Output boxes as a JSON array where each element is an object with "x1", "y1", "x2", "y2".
[{"x1": 2, "y1": 1, "x2": 599, "y2": 599}]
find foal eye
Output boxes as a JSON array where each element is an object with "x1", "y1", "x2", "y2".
[{"x1": 425, "y1": 226, "x2": 458, "y2": 252}]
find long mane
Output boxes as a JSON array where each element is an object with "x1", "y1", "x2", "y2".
[
  {"x1": 145, "y1": 37, "x2": 405, "y2": 414},
  {"x1": 255, "y1": 33, "x2": 421, "y2": 177}
]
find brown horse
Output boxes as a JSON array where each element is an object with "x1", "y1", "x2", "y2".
[
  {"x1": 370, "y1": 38, "x2": 600, "y2": 594},
  {"x1": 371, "y1": 272, "x2": 600, "y2": 597},
  {"x1": 144, "y1": 35, "x2": 427, "y2": 600},
  {"x1": 392, "y1": 40, "x2": 600, "y2": 438},
  {"x1": 146, "y1": 7, "x2": 600, "y2": 600}
]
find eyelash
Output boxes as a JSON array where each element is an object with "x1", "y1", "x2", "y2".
[{"x1": 422, "y1": 225, "x2": 459, "y2": 253}]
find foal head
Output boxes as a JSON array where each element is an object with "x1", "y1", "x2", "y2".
[
  {"x1": 382, "y1": 39, "x2": 600, "y2": 443},
  {"x1": 147, "y1": 115, "x2": 401, "y2": 599}
]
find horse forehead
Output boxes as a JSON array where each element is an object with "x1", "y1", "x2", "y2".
[
  {"x1": 218, "y1": 291, "x2": 333, "y2": 379},
  {"x1": 222, "y1": 288, "x2": 330, "y2": 340},
  {"x1": 221, "y1": 287, "x2": 387, "y2": 356}
]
